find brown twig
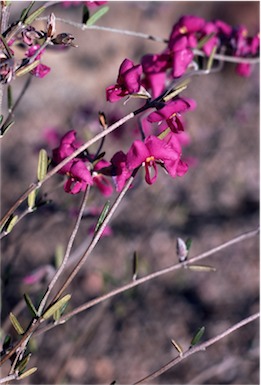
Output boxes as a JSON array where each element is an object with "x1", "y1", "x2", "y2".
[{"x1": 133, "y1": 312, "x2": 260, "y2": 384}]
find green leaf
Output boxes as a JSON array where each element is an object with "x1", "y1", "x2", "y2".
[
  {"x1": 53, "y1": 301, "x2": 69, "y2": 322},
  {"x1": 3, "y1": 335, "x2": 12, "y2": 351},
  {"x1": 6, "y1": 215, "x2": 18, "y2": 234},
  {"x1": 132, "y1": 251, "x2": 138, "y2": 281},
  {"x1": 157, "y1": 127, "x2": 171, "y2": 140},
  {"x1": 0, "y1": 115, "x2": 3, "y2": 125},
  {"x1": 86, "y1": 6, "x2": 109, "y2": 26},
  {"x1": 20, "y1": 1, "x2": 35, "y2": 22},
  {"x1": 15, "y1": 60, "x2": 40, "y2": 77},
  {"x1": 42, "y1": 294, "x2": 71, "y2": 320},
  {"x1": 185, "y1": 238, "x2": 192, "y2": 251},
  {"x1": 24, "y1": 5, "x2": 46, "y2": 25},
  {"x1": 28, "y1": 189, "x2": 37, "y2": 210},
  {"x1": 0, "y1": 119, "x2": 15, "y2": 137},
  {"x1": 94, "y1": 201, "x2": 110, "y2": 233},
  {"x1": 190, "y1": 326, "x2": 205, "y2": 347},
  {"x1": 16, "y1": 353, "x2": 31, "y2": 374},
  {"x1": 37, "y1": 149, "x2": 48, "y2": 181},
  {"x1": 24, "y1": 293, "x2": 38, "y2": 317},
  {"x1": 18, "y1": 367, "x2": 37, "y2": 380},
  {"x1": 187, "y1": 264, "x2": 216, "y2": 272},
  {"x1": 54, "y1": 243, "x2": 64, "y2": 269},
  {"x1": 7, "y1": 85, "x2": 12, "y2": 111},
  {"x1": 9, "y1": 313, "x2": 24, "y2": 335},
  {"x1": 197, "y1": 32, "x2": 216, "y2": 50},
  {"x1": 82, "y1": 4, "x2": 90, "y2": 24},
  {"x1": 207, "y1": 45, "x2": 217, "y2": 71}
]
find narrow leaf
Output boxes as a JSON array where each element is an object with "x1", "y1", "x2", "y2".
[
  {"x1": 86, "y1": 6, "x2": 109, "y2": 26},
  {"x1": 42, "y1": 294, "x2": 71, "y2": 320},
  {"x1": 132, "y1": 251, "x2": 138, "y2": 281},
  {"x1": 6, "y1": 215, "x2": 18, "y2": 234},
  {"x1": 197, "y1": 32, "x2": 216, "y2": 50},
  {"x1": 15, "y1": 60, "x2": 40, "y2": 77},
  {"x1": 190, "y1": 326, "x2": 205, "y2": 347},
  {"x1": 18, "y1": 367, "x2": 37, "y2": 380},
  {"x1": 171, "y1": 338, "x2": 183, "y2": 355},
  {"x1": 24, "y1": 5, "x2": 46, "y2": 25},
  {"x1": 24, "y1": 293, "x2": 38, "y2": 317},
  {"x1": 9, "y1": 313, "x2": 24, "y2": 335},
  {"x1": 7, "y1": 85, "x2": 12, "y2": 111},
  {"x1": 28, "y1": 189, "x2": 37, "y2": 210},
  {"x1": 185, "y1": 238, "x2": 192, "y2": 251},
  {"x1": 94, "y1": 201, "x2": 110, "y2": 233},
  {"x1": 20, "y1": 1, "x2": 35, "y2": 22},
  {"x1": 16, "y1": 353, "x2": 31, "y2": 374},
  {"x1": 187, "y1": 264, "x2": 216, "y2": 272},
  {"x1": 158, "y1": 127, "x2": 171, "y2": 140},
  {"x1": 37, "y1": 149, "x2": 48, "y2": 181},
  {"x1": 207, "y1": 45, "x2": 217, "y2": 71},
  {"x1": 1, "y1": 119, "x2": 15, "y2": 137},
  {"x1": 163, "y1": 84, "x2": 188, "y2": 102},
  {"x1": 3, "y1": 335, "x2": 12, "y2": 351},
  {"x1": 54, "y1": 243, "x2": 64, "y2": 269},
  {"x1": 53, "y1": 301, "x2": 69, "y2": 322},
  {"x1": 82, "y1": 4, "x2": 90, "y2": 24},
  {"x1": 0, "y1": 115, "x2": 3, "y2": 124}
]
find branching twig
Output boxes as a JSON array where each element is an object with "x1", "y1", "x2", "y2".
[
  {"x1": 34, "y1": 226, "x2": 259, "y2": 335},
  {"x1": 37, "y1": 185, "x2": 91, "y2": 315},
  {"x1": 133, "y1": 312, "x2": 260, "y2": 384}
]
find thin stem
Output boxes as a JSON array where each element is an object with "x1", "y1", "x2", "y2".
[
  {"x1": 0, "y1": 111, "x2": 135, "y2": 228},
  {"x1": 37, "y1": 185, "x2": 91, "y2": 315},
  {"x1": 133, "y1": 312, "x2": 260, "y2": 384},
  {"x1": 35, "y1": 226, "x2": 259, "y2": 332},
  {"x1": 38, "y1": 16, "x2": 260, "y2": 65},
  {"x1": 49, "y1": 175, "x2": 134, "y2": 304},
  {"x1": 0, "y1": 76, "x2": 32, "y2": 136},
  {"x1": 0, "y1": 374, "x2": 17, "y2": 384}
]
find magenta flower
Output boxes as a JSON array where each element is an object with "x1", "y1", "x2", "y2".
[
  {"x1": 141, "y1": 53, "x2": 170, "y2": 97},
  {"x1": 25, "y1": 44, "x2": 50, "y2": 78},
  {"x1": 64, "y1": 160, "x2": 93, "y2": 194},
  {"x1": 126, "y1": 134, "x2": 188, "y2": 185},
  {"x1": 93, "y1": 159, "x2": 114, "y2": 196},
  {"x1": 147, "y1": 97, "x2": 196, "y2": 133},
  {"x1": 106, "y1": 58, "x2": 142, "y2": 102},
  {"x1": 169, "y1": 35, "x2": 194, "y2": 78},
  {"x1": 169, "y1": 15, "x2": 206, "y2": 49},
  {"x1": 110, "y1": 151, "x2": 132, "y2": 192},
  {"x1": 52, "y1": 130, "x2": 93, "y2": 194}
]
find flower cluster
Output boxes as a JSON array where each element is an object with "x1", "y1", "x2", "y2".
[
  {"x1": 107, "y1": 15, "x2": 259, "y2": 101},
  {"x1": 51, "y1": 14, "x2": 258, "y2": 197}
]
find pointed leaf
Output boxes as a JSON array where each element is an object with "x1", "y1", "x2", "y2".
[
  {"x1": 20, "y1": 1, "x2": 35, "y2": 22},
  {"x1": 0, "y1": 115, "x2": 3, "y2": 124},
  {"x1": 54, "y1": 243, "x2": 64, "y2": 269},
  {"x1": 18, "y1": 367, "x2": 37, "y2": 379},
  {"x1": 132, "y1": 251, "x2": 138, "y2": 281},
  {"x1": 28, "y1": 189, "x2": 37, "y2": 210},
  {"x1": 37, "y1": 149, "x2": 48, "y2": 181},
  {"x1": 3, "y1": 335, "x2": 12, "y2": 351},
  {"x1": 6, "y1": 215, "x2": 18, "y2": 234},
  {"x1": 94, "y1": 201, "x2": 110, "y2": 233},
  {"x1": 24, "y1": 4, "x2": 46, "y2": 25},
  {"x1": 197, "y1": 32, "x2": 216, "y2": 50},
  {"x1": 190, "y1": 326, "x2": 205, "y2": 347},
  {"x1": 16, "y1": 353, "x2": 31, "y2": 374},
  {"x1": 185, "y1": 238, "x2": 192, "y2": 251},
  {"x1": 7, "y1": 85, "x2": 12, "y2": 111},
  {"x1": 82, "y1": 4, "x2": 90, "y2": 24},
  {"x1": 187, "y1": 264, "x2": 216, "y2": 272},
  {"x1": 16, "y1": 60, "x2": 40, "y2": 77},
  {"x1": 42, "y1": 294, "x2": 71, "y2": 320},
  {"x1": 1, "y1": 119, "x2": 15, "y2": 137},
  {"x1": 207, "y1": 45, "x2": 217, "y2": 71},
  {"x1": 86, "y1": 6, "x2": 109, "y2": 26},
  {"x1": 171, "y1": 338, "x2": 183, "y2": 355},
  {"x1": 9, "y1": 312, "x2": 24, "y2": 335},
  {"x1": 24, "y1": 293, "x2": 38, "y2": 317}
]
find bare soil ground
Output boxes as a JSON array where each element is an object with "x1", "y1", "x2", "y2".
[{"x1": 1, "y1": 2, "x2": 259, "y2": 384}]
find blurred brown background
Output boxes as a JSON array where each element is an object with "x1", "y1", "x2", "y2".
[{"x1": 1, "y1": 2, "x2": 259, "y2": 384}]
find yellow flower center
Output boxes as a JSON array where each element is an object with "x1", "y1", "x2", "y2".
[
  {"x1": 179, "y1": 26, "x2": 188, "y2": 34},
  {"x1": 146, "y1": 156, "x2": 155, "y2": 163}
]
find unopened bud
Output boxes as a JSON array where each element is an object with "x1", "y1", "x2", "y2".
[
  {"x1": 52, "y1": 33, "x2": 77, "y2": 47},
  {"x1": 47, "y1": 13, "x2": 56, "y2": 38},
  {"x1": 176, "y1": 237, "x2": 188, "y2": 262}
]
